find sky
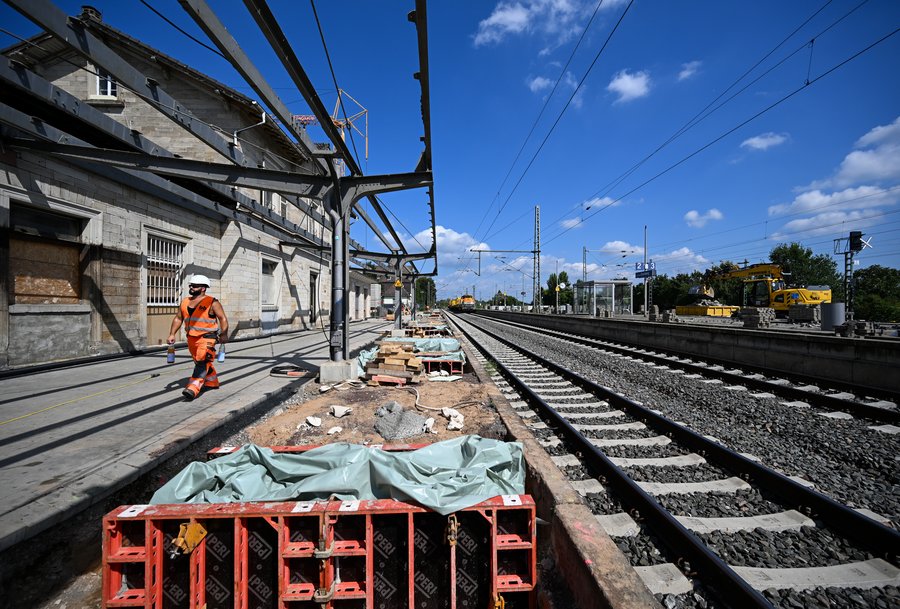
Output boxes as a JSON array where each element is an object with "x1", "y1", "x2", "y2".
[{"x1": 2, "y1": 1, "x2": 899, "y2": 301}]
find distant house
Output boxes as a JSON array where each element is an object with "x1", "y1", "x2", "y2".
[{"x1": 0, "y1": 6, "x2": 375, "y2": 367}]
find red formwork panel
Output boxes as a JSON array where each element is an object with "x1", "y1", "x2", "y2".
[{"x1": 101, "y1": 496, "x2": 536, "y2": 609}]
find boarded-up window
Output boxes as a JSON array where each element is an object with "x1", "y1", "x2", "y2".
[
  {"x1": 9, "y1": 235, "x2": 81, "y2": 304},
  {"x1": 9, "y1": 205, "x2": 84, "y2": 305},
  {"x1": 147, "y1": 234, "x2": 185, "y2": 308}
]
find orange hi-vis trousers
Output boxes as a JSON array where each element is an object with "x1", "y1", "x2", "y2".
[{"x1": 184, "y1": 334, "x2": 219, "y2": 397}]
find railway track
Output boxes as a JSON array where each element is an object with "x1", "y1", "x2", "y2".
[
  {"x1": 447, "y1": 312, "x2": 900, "y2": 609},
  {"x1": 475, "y1": 313, "x2": 899, "y2": 422}
]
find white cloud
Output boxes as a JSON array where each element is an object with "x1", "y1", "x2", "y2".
[
  {"x1": 653, "y1": 247, "x2": 710, "y2": 273},
  {"x1": 856, "y1": 115, "x2": 900, "y2": 148},
  {"x1": 528, "y1": 75, "x2": 553, "y2": 92},
  {"x1": 474, "y1": 0, "x2": 595, "y2": 48},
  {"x1": 768, "y1": 186, "x2": 897, "y2": 217},
  {"x1": 607, "y1": 69, "x2": 650, "y2": 103},
  {"x1": 764, "y1": 117, "x2": 900, "y2": 244},
  {"x1": 474, "y1": 2, "x2": 531, "y2": 46},
  {"x1": 809, "y1": 116, "x2": 900, "y2": 188},
  {"x1": 426, "y1": 225, "x2": 489, "y2": 274},
  {"x1": 527, "y1": 72, "x2": 583, "y2": 107},
  {"x1": 678, "y1": 60, "x2": 701, "y2": 81},
  {"x1": 740, "y1": 132, "x2": 788, "y2": 151},
  {"x1": 596, "y1": 240, "x2": 642, "y2": 256},
  {"x1": 583, "y1": 195, "x2": 620, "y2": 211},
  {"x1": 560, "y1": 217, "x2": 583, "y2": 229},
  {"x1": 684, "y1": 208, "x2": 723, "y2": 228},
  {"x1": 563, "y1": 71, "x2": 585, "y2": 108},
  {"x1": 770, "y1": 210, "x2": 883, "y2": 240}
]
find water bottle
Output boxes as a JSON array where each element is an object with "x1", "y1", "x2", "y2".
[
  {"x1": 217, "y1": 344, "x2": 226, "y2": 362},
  {"x1": 166, "y1": 344, "x2": 175, "y2": 364}
]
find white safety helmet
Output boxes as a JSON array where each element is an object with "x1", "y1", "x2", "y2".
[{"x1": 188, "y1": 274, "x2": 211, "y2": 288}]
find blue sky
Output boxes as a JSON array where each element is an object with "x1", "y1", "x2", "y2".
[{"x1": 2, "y1": 1, "x2": 898, "y2": 301}]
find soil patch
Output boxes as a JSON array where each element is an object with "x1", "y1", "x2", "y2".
[{"x1": 247, "y1": 375, "x2": 505, "y2": 446}]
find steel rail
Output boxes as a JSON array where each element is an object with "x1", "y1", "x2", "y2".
[
  {"x1": 453, "y1": 314, "x2": 900, "y2": 562},
  {"x1": 476, "y1": 311, "x2": 900, "y2": 403},
  {"x1": 448, "y1": 314, "x2": 775, "y2": 608},
  {"x1": 480, "y1": 314, "x2": 900, "y2": 423}
]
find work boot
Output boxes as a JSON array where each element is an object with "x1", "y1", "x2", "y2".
[{"x1": 182, "y1": 378, "x2": 203, "y2": 400}]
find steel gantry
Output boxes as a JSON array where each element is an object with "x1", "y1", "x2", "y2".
[{"x1": 0, "y1": 0, "x2": 437, "y2": 366}]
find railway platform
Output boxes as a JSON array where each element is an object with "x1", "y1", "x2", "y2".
[{"x1": 0, "y1": 319, "x2": 391, "y2": 555}]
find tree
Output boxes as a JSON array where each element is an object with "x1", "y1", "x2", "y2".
[
  {"x1": 545, "y1": 273, "x2": 558, "y2": 306},
  {"x1": 853, "y1": 265, "x2": 900, "y2": 321},
  {"x1": 769, "y1": 243, "x2": 841, "y2": 298},
  {"x1": 558, "y1": 271, "x2": 572, "y2": 306},
  {"x1": 414, "y1": 277, "x2": 436, "y2": 309},
  {"x1": 704, "y1": 261, "x2": 743, "y2": 305},
  {"x1": 545, "y1": 272, "x2": 572, "y2": 307}
]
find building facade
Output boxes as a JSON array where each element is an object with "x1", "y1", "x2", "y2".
[{"x1": 1, "y1": 7, "x2": 374, "y2": 368}]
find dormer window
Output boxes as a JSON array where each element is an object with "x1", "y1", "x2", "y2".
[{"x1": 96, "y1": 68, "x2": 117, "y2": 97}]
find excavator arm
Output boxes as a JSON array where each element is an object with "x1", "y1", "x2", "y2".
[{"x1": 717, "y1": 263, "x2": 785, "y2": 280}]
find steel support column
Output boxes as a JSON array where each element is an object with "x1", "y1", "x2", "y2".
[
  {"x1": 325, "y1": 186, "x2": 346, "y2": 361},
  {"x1": 395, "y1": 264, "x2": 403, "y2": 329}
]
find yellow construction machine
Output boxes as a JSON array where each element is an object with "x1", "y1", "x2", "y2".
[{"x1": 716, "y1": 263, "x2": 831, "y2": 315}]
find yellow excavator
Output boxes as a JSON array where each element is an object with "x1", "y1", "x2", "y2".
[{"x1": 684, "y1": 263, "x2": 832, "y2": 316}]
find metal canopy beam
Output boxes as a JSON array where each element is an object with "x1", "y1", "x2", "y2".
[
  {"x1": 410, "y1": 0, "x2": 437, "y2": 276},
  {"x1": 4, "y1": 0, "x2": 436, "y2": 369},
  {"x1": 5, "y1": 139, "x2": 330, "y2": 245},
  {"x1": 0, "y1": 56, "x2": 329, "y2": 239},
  {"x1": 0, "y1": 106, "x2": 308, "y2": 241},
  {"x1": 8, "y1": 141, "x2": 432, "y2": 217},
  {"x1": 3, "y1": 0, "x2": 301, "y2": 171},
  {"x1": 177, "y1": 0, "x2": 324, "y2": 169},
  {"x1": 9, "y1": 141, "x2": 331, "y2": 197},
  {"x1": 240, "y1": 0, "x2": 415, "y2": 259},
  {"x1": 348, "y1": 250, "x2": 434, "y2": 262}
]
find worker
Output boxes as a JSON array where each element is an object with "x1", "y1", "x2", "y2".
[{"x1": 167, "y1": 274, "x2": 229, "y2": 400}]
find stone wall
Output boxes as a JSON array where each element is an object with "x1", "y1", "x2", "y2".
[{"x1": 8, "y1": 304, "x2": 92, "y2": 366}]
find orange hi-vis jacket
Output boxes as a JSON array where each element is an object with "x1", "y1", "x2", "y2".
[{"x1": 179, "y1": 296, "x2": 219, "y2": 337}]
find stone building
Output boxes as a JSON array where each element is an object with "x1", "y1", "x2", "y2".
[{"x1": 0, "y1": 6, "x2": 375, "y2": 368}]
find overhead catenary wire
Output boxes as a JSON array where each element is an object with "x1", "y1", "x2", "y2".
[
  {"x1": 650, "y1": 213, "x2": 900, "y2": 276},
  {"x1": 650, "y1": 185, "x2": 900, "y2": 253},
  {"x1": 478, "y1": 0, "x2": 636, "y2": 245},
  {"x1": 586, "y1": 214, "x2": 900, "y2": 279},
  {"x1": 582, "y1": 0, "x2": 860, "y2": 208},
  {"x1": 469, "y1": 0, "x2": 607, "y2": 243},
  {"x1": 309, "y1": 0, "x2": 363, "y2": 171},
  {"x1": 540, "y1": 26, "x2": 900, "y2": 251},
  {"x1": 497, "y1": 0, "x2": 879, "y2": 256},
  {"x1": 501, "y1": 0, "x2": 855, "y2": 248},
  {"x1": 139, "y1": 0, "x2": 226, "y2": 59}
]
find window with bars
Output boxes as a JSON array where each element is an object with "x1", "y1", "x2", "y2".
[{"x1": 147, "y1": 234, "x2": 185, "y2": 307}]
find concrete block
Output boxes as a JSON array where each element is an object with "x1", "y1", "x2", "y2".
[{"x1": 318, "y1": 360, "x2": 359, "y2": 383}]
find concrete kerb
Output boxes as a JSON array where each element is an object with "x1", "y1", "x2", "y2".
[
  {"x1": 0, "y1": 373, "x2": 315, "y2": 554},
  {"x1": 453, "y1": 318, "x2": 661, "y2": 609}
]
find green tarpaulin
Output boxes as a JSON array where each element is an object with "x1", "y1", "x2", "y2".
[{"x1": 150, "y1": 436, "x2": 525, "y2": 515}]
